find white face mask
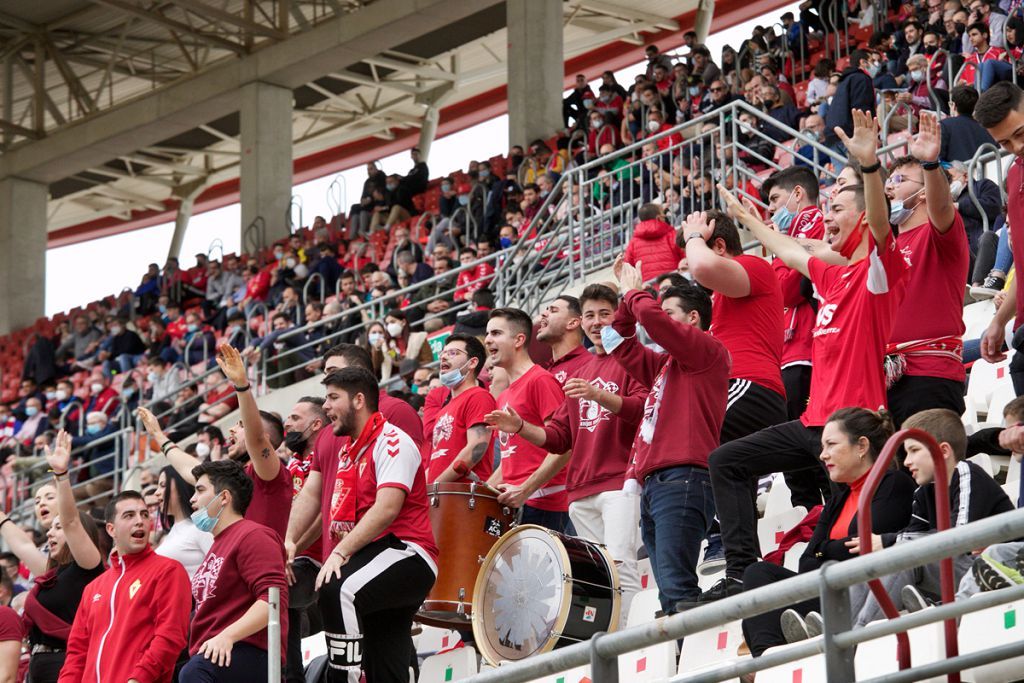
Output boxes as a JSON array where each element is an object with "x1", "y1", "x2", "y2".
[
  {"x1": 90, "y1": 382, "x2": 104, "y2": 394},
  {"x1": 386, "y1": 322, "x2": 404, "y2": 338},
  {"x1": 195, "y1": 442, "x2": 211, "y2": 458},
  {"x1": 55, "y1": 390, "x2": 69, "y2": 402},
  {"x1": 647, "y1": 120, "x2": 661, "y2": 133}
]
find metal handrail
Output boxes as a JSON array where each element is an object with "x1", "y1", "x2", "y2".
[
  {"x1": 287, "y1": 194, "x2": 303, "y2": 234},
  {"x1": 968, "y1": 143, "x2": 1010, "y2": 206},
  {"x1": 302, "y1": 272, "x2": 325, "y2": 308},
  {"x1": 326, "y1": 174, "x2": 346, "y2": 219},
  {"x1": 469, "y1": 507, "x2": 1024, "y2": 683},
  {"x1": 207, "y1": 238, "x2": 225, "y2": 263},
  {"x1": 926, "y1": 48, "x2": 953, "y2": 112},
  {"x1": 244, "y1": 215, "x2": 267, "y2": 258},
  {"x1": 182, "y1": 331, "x2": 210, "y2": 375}
]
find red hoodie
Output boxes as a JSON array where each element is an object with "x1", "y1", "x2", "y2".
[
  {"x1": 59, "y1": 546, "x2": 191, "y2": 683},
  {"x1": 623, "y1": 219, "x2": 685, "y2": 283},
  {"x1": 610, "y1": 290, "x2": 730, "y2": 480}
]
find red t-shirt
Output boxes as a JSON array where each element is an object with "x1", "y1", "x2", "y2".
[
  {"x1": 243, "y1": 462, "x2": 292, "y2": 541},
  {"x1": 776, "y1": 206, "x2": 825, "y2": 366},
  {"x1": 802, "y1": 233, "x2": 909, "y2": 426},
  {"x1": 1012, "y1": 159, "x2": 1024, "y2": 330},
  {"x1": 311, "y1": 395, "x2": 424, "y2": 561},
  {"x1": 890, "y1": 212, "x2": 968, "y2": 382},
  {"x1": 710, "y1": 254, "x2": 785, "y2": 397},
  {"x1": 427, "y1": 386, "x2": 495, "y2": 483},
  {"x1": 287, "y1": 451, "x2": 322, "y2": 561},
  {"x1": 495, "y1": 365, "x2": 568, "y2": 511},
  {"x1": 354, "y1": 422, "x2": 439, "y2": 567},
  {"x1": 0, "y1": 606, "x2": 24, "y2": 682},
  {"x1": 190, "y1": 519, "x2": 288, "y2": 656},
  {"x1": 544, "y1": 345, "x2": 593, "y2": 388}
]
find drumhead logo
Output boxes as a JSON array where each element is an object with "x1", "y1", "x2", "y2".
[
  {"x1": 583, "y1": 606, "x2": 597, "y2": 623},
  {"x1": 578, "y1": 377, "x2": 618, "y2": 432},
  {"x1": 433, "y1": 413, "x2": 454, "y2": 449}
]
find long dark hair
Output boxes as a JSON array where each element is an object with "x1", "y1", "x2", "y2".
[
  {"x1": 826, "y1": 407, "x2": 895, "y2": 462},
  {"x1": 160, "y1": 465, "x2": 196, "y2": 529},
  {"x1": 49, "y1": 510, "x2": 108, "y2": 570}
]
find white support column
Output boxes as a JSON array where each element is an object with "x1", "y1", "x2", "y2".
[
  {"x1": 694, "y1": 0, "x2": 716, "y2": 43},
  {"x1": 167, "y1": 178, "x2": 209, "y2": 261},
  {"x1": 507, "y1": 0, "x2": 564, "y2": 148},
  {"x1": 240, "y1": 81, "x2": 293, "y2": 248},
  {"x1": 417, "y1": 105, "x2": 441, "y2": 163},
  {"x1": 0, "y1": 177, "x2": 47, "y2": 334}
]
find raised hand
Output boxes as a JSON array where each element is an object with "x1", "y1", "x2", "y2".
[
  {"x1": 136, "y1": 406, "x2": 163, "y2": 438},
  {"x1": 834, "y1": 109, "x2": 879, "y2": 167},
  {"x1": 215, "y1": 343, "x2": 248, "y2": 388},
  {"x1": 617, "y1": 259, "x2": 644, "y2": 292},
  {"x1": 909, "y1": 111, "x2": 940, "y2": 163},
  {"x1": 716, "y1": 184, "x2": 757, "y2": 225},
  {"x1": 483, "y1": 406, "x2": 523, "y2": 434},
  {"x1": 45, "y1": 430, "x2": 72, "y2": 474},
  {"x1": 682, "y1": 211, "x2": 715, "y2": 242}
]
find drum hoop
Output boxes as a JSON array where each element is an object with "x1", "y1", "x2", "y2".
[{"x1": 471, "y1": 524, "x2": 574, "y2": 665}]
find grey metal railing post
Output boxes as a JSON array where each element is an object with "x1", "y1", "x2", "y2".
[
  {"x1": 268, "y1": 586, "x2": 281, "y2": 681},
  {"x1": 589, "y1": 633, "x2": 617, "y2": 683},
  {"x1": 819, "y1": 561, "x2": 856, "y2": 682}
]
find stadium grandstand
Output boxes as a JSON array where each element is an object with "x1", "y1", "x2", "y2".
[{"x1": 6, "y1": 0, "x2": 1024, "y2": 681}]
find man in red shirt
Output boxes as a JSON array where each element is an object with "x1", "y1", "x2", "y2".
[
  {"x1": 708, "y1": 109, "x2": 910, "y2": 600},
  {"x1": 282, "y1": 397, "x2": 327, "y2": 683},
  {"x1": 484, "y1": 308, "x2": 572, "y2": 532},
  {"x1": 884, "y1": 112, "x2": 968, "y2": 426},
  {"x1": 486, "y1": 284, "x2": 647, "y2": 620},
  {"x1": 61, "y1": 490, "x2": 192, "y2": 683},
  {"x1": 182, "y1": 460, "x2": 289, "y2": 682},
  {"x1": 313, "y1": 367, "x2": 436, "y2": 683},
  {"x1": 976, "y1": 83, "x2": 1024, "y2": 393},
  {"x1": 537, "y1": 295, "x2": 592, "y2": 387},
  {"x1": 602, "y1": 267, "x2": 729, "y2": 614},
  {"x1": 762, "y1": 168, "x2": 834, "y2": 510},
  {"x1": 428, "y1": 334, "x2": 495, "y2": 483}
]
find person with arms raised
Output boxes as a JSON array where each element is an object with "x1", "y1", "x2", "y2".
[
  {"x1": 180, "y1": 460, "x2": 289, "y2": 682},
  {"x1": 706, "y1": 109, "x2": 910, "y2": 600}
]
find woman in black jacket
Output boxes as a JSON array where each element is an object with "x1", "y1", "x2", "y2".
[{"x1": 740, "y1": 407, "x2": 916, "y2": 656}]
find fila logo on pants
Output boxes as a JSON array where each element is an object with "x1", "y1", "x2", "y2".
[{"x1": 327, "y1": 633, "x2": 363, "y2": 668}]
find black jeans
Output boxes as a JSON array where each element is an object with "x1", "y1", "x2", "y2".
[
  {"x1": 709, "y1": 420, "x2": 824, "y2": 580},
  {"x1": 741, "y1": 562, "x2": 820, "y2": 656},
  {"x1": 886, "y1": 375, "x2": 966, "y2": 429},
  {"x1": 285, "y1": 556, "x2": 322, "y2": 683},
  {"x1": 180, "y1": 642, "x2": 270, "y2": 682},
  {"x1": 28, "y1": 650, "x2": 65, "y2": 683}
]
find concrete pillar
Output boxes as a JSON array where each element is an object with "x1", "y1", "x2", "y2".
[
  {"x1": 507, "y1": 0, "x2": 564, "y2": 148},
  {"x1": 167, "y1": 178, "x2": 208, "y2": 261},
  {"x1": 417, "y1": 105, "x2": 441, "y2": 163},
  {"x1": 694, "y1": 0, "x2": 716, "y2": 43},
  {"x1": 0, "y1": 177, "x2": 47, "y2": 334},
  {"x1": 239, "y1": 81, "x2": 293, "y2": 249}
]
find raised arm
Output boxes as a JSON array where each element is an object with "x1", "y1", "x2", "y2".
[
  {"x1": 137, "y1": 406, "x2": 198, "y2": 485},
  {"x1": 834, "y1": 109, "x2": 890, "y2": 246},
  {"x1": 681, "y1": 212, "x2": 752, "y2": 298},
  {"x1": 46, "y1": 431, "x2": 102, "y2": 570},
  {"x1": 216, "y1": 343, "x2": 280, "y2": 482},
  {"x1": 909, "y1": 112, "x2": 956, "y2": 233},
  {"x1": 717, "y1": 187, "x2": 812, "y2": 277},
  {"x1": 0, "y1": 512, "x2": 46, "y2": 577}
]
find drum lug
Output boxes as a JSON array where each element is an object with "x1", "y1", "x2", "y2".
[
  {"x1": 430, "y1": 494, "x2": 438, "y2": 508},
  {"x1": 468, "y1": 481, "x2": 477, "y2": 509},
  {"x1": 456, "y1": 588, "x2": 466, "y2": 616},
  {"x1": 478, "y1": 555, "x2": 486, "y2": 564}
]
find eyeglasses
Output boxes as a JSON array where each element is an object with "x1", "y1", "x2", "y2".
[
  {"x1": 439, "y1": 348, "x2": 468, "y2": 359},
  {"x1": 710, "y1": 87, "x2": 725, "y2": 92},
  {"x1": 885, "y1": 173, "x2": 924, "y2": 187}
]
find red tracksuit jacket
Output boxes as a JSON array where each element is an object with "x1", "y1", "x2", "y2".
[{"x1": 59, "y1": 545, "x2": 192, "y2": 683}]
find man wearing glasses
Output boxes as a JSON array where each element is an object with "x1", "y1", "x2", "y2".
[
  {"x1": 883, "y1": 112, "x2": 968, "y2": 427},
  {"x1": 706, "y1": 80, "x2": 736, "y2": 113}
]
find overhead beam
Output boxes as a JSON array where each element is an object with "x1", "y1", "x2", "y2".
[
  {"x1": 87, "y1": 0, "x2": 247, "y2": 55},
  {"x1": 0, "y1": 118, "x2": 42, "y2": 140},
  {"x1": 1, "y1": 0, "x2": 503, "y2": 185},
  {"x1": 574, "y1": 0, "x2": 680, "y2": 30},
  {"x1": 163, "y1": 0, "x2": 287, "y2": 39}
]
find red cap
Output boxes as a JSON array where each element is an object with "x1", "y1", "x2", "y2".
[{"x1": 456, "y1": 182, "x2": 472, "y2": 194}]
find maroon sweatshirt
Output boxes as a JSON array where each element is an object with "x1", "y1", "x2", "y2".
[
  {"x1": 610, "y1": 290, "x2": 730, "y2": 480},
  {"x1": 542, "y1": 353, "x2": 648, "y2": 502}
]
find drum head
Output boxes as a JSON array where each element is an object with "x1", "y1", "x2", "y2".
[{"x1": 471, "y1": 525, "x2": 572, "y2": 664}]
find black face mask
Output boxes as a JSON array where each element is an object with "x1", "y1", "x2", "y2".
[
  {"x1": 284, "y1": 429, "x2": 309, "y2": 454},
  {"x1": 510, "y1": 154, "x2": 524, "y2": 167},
  {"x1": 923, "y1": 44, "x2": 938, "y2": 55},
  {"x1": 954, "y1": 22, "x2": 966, "y2": 35}
]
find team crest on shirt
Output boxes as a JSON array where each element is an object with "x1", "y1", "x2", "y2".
[
  {"x1": 498, "y1": 406, "x2": 516, "y2": 459},
  {"x1": 192, "y1": 554, "x2": 225, "y2": 605},
  {"x1": 554, "y1": 370, "x2": 568, "y2": 385},
  {"x1": 129, "y1": 579, "x2": 141, "y2": 600},
  {"x1": 433, "y1": 413, "x2": 454, "y2": 449},
  {"x1": 578, "y1": 378, "x2": 618, "y2": 432},
  {"x1": 640, "y1": 367, "x2": 668, "y2": 444},
  {"x1": 900, "y1": 244, "x2": 914, "y2": 267}
]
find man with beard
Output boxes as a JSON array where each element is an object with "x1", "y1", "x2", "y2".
[
  {"x1": 138, "y1": 343, "x2": 291, "y2": 540},
  {"x1": 312, "y1": 367, "x2": 436, "y2": 683},
  {"x1": 537, "y1": 296, "x2": 591, "y2": 387}
]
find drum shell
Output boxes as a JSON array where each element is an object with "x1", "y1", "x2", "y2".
[{"x1": 417, "y1": 482, "x2": 514, "y2": 629}]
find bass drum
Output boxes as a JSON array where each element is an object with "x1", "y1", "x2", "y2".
[
  {"x1": 416, "y1": 482, "x2": 515, "y2": 629},
  {"x1": 471, "y1": 524, "x2": 621, "y2": 665}
]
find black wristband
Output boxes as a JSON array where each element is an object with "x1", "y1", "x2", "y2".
[
  {"x1": 921, "y1": 160, "x2": 941, "y2": 171},
  {"x1": 233, "y1": 384, "x2": 251, "y2": 393},
  {"x1": 160, "y1": 440, "x2": 174, "y2": 454},
  {"x1": 0, "y1": 519, "x2": 11, "y2": 531},
  {"x1": 860, "y1": 161, "x2": 881, "y2": 174},
  {"x1": 50, "y1": 469, "x2": 68, "y2": 478}
]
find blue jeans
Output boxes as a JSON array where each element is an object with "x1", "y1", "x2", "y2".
[
  {"x1": 640, "y1": 466, "x2": 716, "y2": 613},
  {"x1": 520, "y1": 504, "x2": 575, "y2": 535},
  {"x1": 980, "y1": 60, "x2": 1014, "y2": 92},
  {"x1": 180, "y1": 642, "x2": 270, "y2": 682},
  {"x1": 996, "y1": 227, "x2": 1014, "y2": 274}
]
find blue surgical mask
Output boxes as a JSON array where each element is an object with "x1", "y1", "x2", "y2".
[
  {"x1": 458, "y1": 195, "x2": 469, "y2": 206},
  {"x1": 24, "y1": 406, "x2": 38, "y2": 417},
  {"x1": 123, "y1": 387, "x2": 136, "y2": 398},
  {"x1": 889, "y1": 189, "x2": 922, "y2": 225},
  {"x1": 601, "y1": 326, "x2": 625, "y2": 353},
  {"x1": 439, "y1": 360, "x2": 471, "y2": 388},
  {"x1": 386, "y1": 182, "x2": 398, "y2": 191},
  {"x1": 441, "y1": 182, "x2": 452, "y2": 192},
  {"x1": 867, "y1": 63, "x2": 880, "y2": 78},
  {"x1": 688, "y1": 86, "x2": 700, "y2": 97},
  {"x1": 771, "y1": 189, "x2": 798, "y2": 234},
  {"x1": 499, "y1": 236, "x2": 513, "y2": 249},
  {"x1": 368, "y1": 332, "x2": 383, "y2": 346},
  {"x1": 86, "y1": 423, "x2": 103, "y2": 435},
  {"x1": 158, "y1": 304, "x2": 167, "y2": 314},
  {"x1": 187, "y1": 323, "x2": 199, "y2": 333},
  {"x1": 479, "y1": 169, "x2": 490, "y2": 179},
  {"x1": 191, "y1": 495, "x2": 224, "y2": 533}
]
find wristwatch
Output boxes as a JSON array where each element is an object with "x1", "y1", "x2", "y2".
[{"x1": 685, "y1": 232, "x2": 705, "y2": 243}]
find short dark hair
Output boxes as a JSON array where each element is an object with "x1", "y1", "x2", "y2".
[
  {"x1": 323, "y1": 367, "x2": 380, "y2": 412},
  {"x1": 967, "y1": 21, "x2": 990, "y2": 39},
  {"x1": 297, "y1": 396, "x2": 327, "y2": 423},
  {"x1": 323, "y1": 343, "x2": 373, "y2": 372},
  {"x1": 555, "y1": 295, "x2": 582, "y2": 317},
  {"x1": 445, "y1": 333, "x2": 487, "y2": 373},
  {"x1": 850, "y1": 49, "x2": 870, "y2": 66},
  {"x1": 579, "y1": 283, "x2": 619, "y2": 309},
  {"x1": 471, "y1": 288, "x2": 495, "y2": 309},
  {"x1": 656, "y1": 272, "x2": 689, "y2": 290},
  {"x1": 903, "y1": 19, "x2": 922, "y2": 31},
  {"x1": 1004, "y1": 396, "x2": 1024, "y2": 422},
  {"x1": 662, "y1": 284, "x2": 713, "y2": 330},
  {"x1": 488, "y1": 307, "x2": 534, "y2": 339},
  {"x1": 104, "y1": 490, "x2": 145, "y2": 524},
  {"x1": 762, "y1": 166, "x2": 820, "y2": 203},
  {"x1": 686, "y1": 209, "x2": 742, "y2": 256},
  {"x1": 974, "y1": 82, "x2": 1024, "y2": 128},
  {"x1": 259, "y1": 410, "x2": 284, "y2": 449},
  {"x1": 638, "y1": 203, "x2": 663, "y2": 221},
  {"x1": 835, "y1": 183, "x2": 866, "y2": 211},
  {"x1": 191, "y1": 460, "x2": 254, "y2": 515},
  {"x1": 200, "y1": 425, "x2": 225, "y2": 444},
  {"x1": 951, "y1": 85, "x2": 981, "y2": 118}
]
